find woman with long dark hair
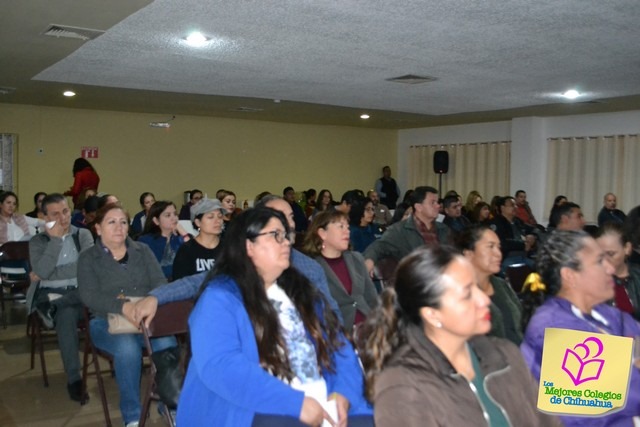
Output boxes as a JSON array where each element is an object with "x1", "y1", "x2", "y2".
[
  {"x1": 138, "y1": 201, "x2": 189, "y2": 279},
  {"x1": 26, "y1": 191, "x2": 47, "y2": 219},
  {"x1": 311, "y1": 189, "x2": 334, "y2": 219},
  {"x1": 359, "y1": 246, "x2": 557, "y2": 426},
  {"x1": 64, "y1": 158, "x2": 99, "y2": 210},
  {"x1": 0, "y1": 191, "x2": 43, "y2": 243},
  {"x1": 130, "y1": 191, "x2": 155, "y2": 237},
  {"x1": 178, "y1": 207, "x2": 372, "y2": 427},
  {"x1": 520, "y1": 230, "x2": 640, "y2": 426},
  {"x1": 348, "y1": 196, "x2": 379, "y2": 253}
]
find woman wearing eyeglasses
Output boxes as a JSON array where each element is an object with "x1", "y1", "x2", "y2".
[
  {"x1": 178, "y1": 207, "x2": 372, "y2": 427},
  {"x1": 303, "y1": 210, "x2": 379, "y2": 335},
  {"x1": 348, "y1": 196, "x2": 380, "y2": 253}
]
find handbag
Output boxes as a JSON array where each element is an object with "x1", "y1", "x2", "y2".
[
  {"x1": 107, "y1": 296, "x2": 144, "y2": 334},
  {"x1": 151, "y1": 345, "x2": 185, "y2": 409}
]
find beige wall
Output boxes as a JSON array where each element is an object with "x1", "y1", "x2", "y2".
[{"x1": 0, "y1": 103, "x2": 397, "y2": 213}]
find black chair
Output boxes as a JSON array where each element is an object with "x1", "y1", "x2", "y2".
[
  {"x1": 505, "y1": 263, "x2": 533, "y2": 294},
  {"x1": 81, "y1": 308, "x2": 115, "y2": 427},
  {"x1": 0, "y1": 241, "x2": 31, "y2": 328},
  {"x1": 373, "y1": 257, "x2": 399, "y2": 290},
  {"x1": 29, "y1": 309, "x2": 87, "y2": 388}
]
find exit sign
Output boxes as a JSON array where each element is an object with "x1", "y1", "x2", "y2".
[{"x1": 81, "y1": 146, "x2": 99, "y2": 158}]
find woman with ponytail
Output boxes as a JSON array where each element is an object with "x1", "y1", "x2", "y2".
[
  {"x1": 521, "y1": 230, "x2": 640, "y2": 426},
  {"x1": 359, "y1": 246, "x2": 556, "y2": 426}
]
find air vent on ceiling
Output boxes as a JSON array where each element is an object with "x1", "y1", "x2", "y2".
[
  {"x1": 386, "y1": 74, "x2": 437, "y2": 85},
  {"x1": 41, "y1": 24, "x2": 105, "y2": 41},
  {"x1": 0, "y1": 87, "x2": 16, "y2": 95},
  {"x1": 230, "y1": 107, "x2": 264, "y2": 113}
]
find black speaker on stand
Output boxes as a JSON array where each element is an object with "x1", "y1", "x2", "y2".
[{"x1": 433, "y1": 151, "x2": 449, "y2": 195}]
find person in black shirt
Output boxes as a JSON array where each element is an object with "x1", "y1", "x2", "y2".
[{"x1": 172, "y1": 198, "x2": 225, "y2": 280}]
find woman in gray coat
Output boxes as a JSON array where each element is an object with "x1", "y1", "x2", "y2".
[
  {"x1": 78, "y1": 204, "x2": 176, "y2": 427},
  {"x1": 303, "y1": 210, "x2": 378, "y2": 334}
]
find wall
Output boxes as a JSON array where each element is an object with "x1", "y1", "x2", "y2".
[
  {"x1": 0, "y1": 103, "x2": 397, "y2": 212},
  {"x1": 398, "y1": 110, "x2": 640, "y2": 222}
]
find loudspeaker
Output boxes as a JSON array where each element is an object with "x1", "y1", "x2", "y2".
[{"x1": 433, "y1": 151, "x2": 449, "y2": 174}]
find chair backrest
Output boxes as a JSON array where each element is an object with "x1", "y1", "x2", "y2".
[
  {"x1": 374, "y1": 257, "x2": 399, "y2": 288},
  {"x1": 0, "y1": 241, "x2": 31, "y2": 280},
  {"x1": 144, "y1": 299, "x2": 194, "y2": 339},
  {"x1": 505, "y1": 263, "x2": 533, "y2": 294}
]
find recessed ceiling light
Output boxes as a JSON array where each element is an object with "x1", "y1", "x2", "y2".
[
  {"x1": 360, "y1": 114, "x2": 370, "y2": 119},
  {"x1": 184, "y1": 31, "x2": 209, "y2": 47},
  {"x1": 562, "y1": 89, "x2": 580, "y2": 99},
  {"x1": 63, "y1": 90, "x2": 76, "y2": 97}
]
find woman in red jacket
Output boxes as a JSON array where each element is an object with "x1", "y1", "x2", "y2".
[{"x1": 64, "y1": 158, "x2": 100, "y2": 210}]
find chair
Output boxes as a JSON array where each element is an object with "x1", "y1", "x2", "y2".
[
  {"x1": 0, "y1": 241, "x2": 31, "y2": 328},
  {"x1": 373, "y1": 257, "x2": 399, "y2": 290},
  {"x1": 81, "y1": 308, "x2": 115, "y2": 427},
  {"x1": 29, "y1": 308, "x2": 88, "y2": 388},
  {"x1": 505, "y1": 263, "x2": 533, "y2": 294},
  {"x1": 139, "y1": 299, "x2": 194, "y2": 427}
]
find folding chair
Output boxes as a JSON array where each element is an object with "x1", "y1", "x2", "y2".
[
  {"x1": 29, "y1": 309, "x2": 87, "y2": 388},
  {"x1": 0, "y1": 241, "x2": 31, "y2": 328},
  {"x1": 505, "y1": 263, "x2": 533, "y2": 294},
  {"x1": 81, "y1": 307, "x2": 115, "y2": 427},
  {"x1": 373, "y1": 257, "x2": 399, "y2": 290},
  {"x1": 140, "y1": 299, "x2": 194, "y2": 427}
]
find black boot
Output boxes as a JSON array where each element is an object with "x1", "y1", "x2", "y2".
[{"x1": 67, "y1": 380, "x2": 89, "y2": 403}]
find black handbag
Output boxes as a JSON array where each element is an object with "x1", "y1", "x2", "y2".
[{"x1": 151, "y1": 346, "x2": 185, "y2": 409}]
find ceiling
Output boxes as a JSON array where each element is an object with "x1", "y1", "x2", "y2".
[{"x1": 2, "y1": 0, "x2": 640, "y2": 129}]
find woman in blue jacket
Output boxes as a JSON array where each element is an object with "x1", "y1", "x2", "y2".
[
  {"x1": 177, "y1": 207, "x2": 372, "y2": 427},
  {"x1": 137, "y1": 200, "x2": 189, "y2": 279}
]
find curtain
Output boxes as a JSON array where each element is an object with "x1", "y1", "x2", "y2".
[
  {"x1": 408, "y1": 141, "x2": 511, "y2": 199},
  {"x1": 546, "y1": 134, "x2": 639, "y2": 222},
  {"x1": 0, "y1": 134, "x2": 15, "y2": 192}
]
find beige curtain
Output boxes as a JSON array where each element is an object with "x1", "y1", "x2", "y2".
[
  {"x1": 408, "y1": 141, "x2": 511, "y2": 199},
  {"x1": 546, "y1": 134, "x2": 639, "y2": 223},
  {"x1": 0, "y1": 134, "x2": 15, "y2": 192}
]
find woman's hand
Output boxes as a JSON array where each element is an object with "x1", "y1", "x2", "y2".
[
  {"x1": 121, "y1": 301, "x2": 139, "y2": 328},
  {"x1": 332, "y1": 393, "x2": 350, "y2": 427},
  {"x1": 134, "y1": 296, "x2": 159, "y2": 328},
  {"x1": 300, "y1": 396, "x2": 335, "y2": 427},
  {"x1": 176, "y1": 223, "x2": 191, "y2": 241},
  {"x1": 329, "y1": 393, "x2": 351, "y2": 427}
]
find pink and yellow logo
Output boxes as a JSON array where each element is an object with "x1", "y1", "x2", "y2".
[{"x1": 537, "y1": 328, "x2": 633, "y2": 417}]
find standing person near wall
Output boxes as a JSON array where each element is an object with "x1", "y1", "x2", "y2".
[
  {"x1": 375, "y1": 166, "x2": 400, "y2": 209},
  {"x1": 64, "y1": 158, "x2": 99, "y2": 211}
]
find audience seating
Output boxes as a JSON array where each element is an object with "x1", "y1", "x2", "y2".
[
  {"x1": 373, "y1": 257, "x2": 399, "y2": 290},
  {"x1": 0, "y1": 241, "x2": 31, "y2": 328},
  {"x1": 81, "y1": 308, "x2": 116, "y2": 427},
  {"x1": 505, "y1": 263, "x2": 533, "y2": 294}
]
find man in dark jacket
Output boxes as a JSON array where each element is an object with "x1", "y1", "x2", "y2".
[{"x1": 364, "y1": 186, "x2": 450, "y2": 272}]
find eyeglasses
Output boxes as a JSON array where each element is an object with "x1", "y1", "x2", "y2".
[{"x1": 252, "y1": 230, "x2": 291, "y2": 244}]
